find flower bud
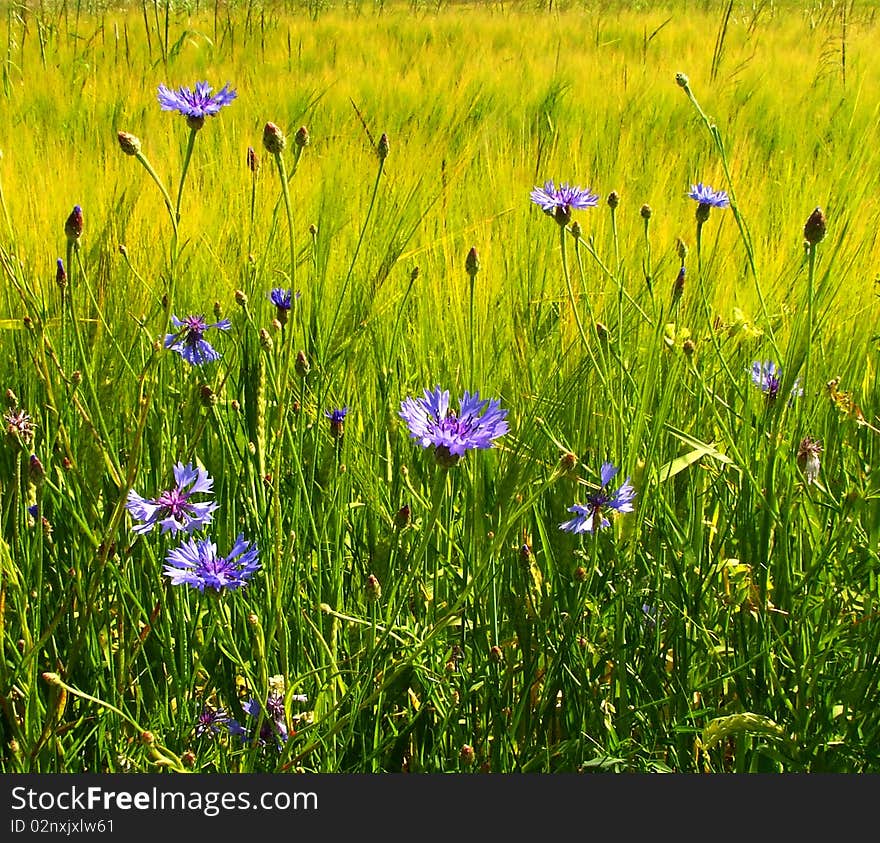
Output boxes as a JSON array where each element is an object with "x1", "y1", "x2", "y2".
[
  {"x1": 247, "y1": 146, "x2": 259, "y2": 173},
  {"x1": 117, "y1": 131, "x2": 142, "y2": 156},
  {"x1": 803, "y1": 207, "x2": 826, "y2": 245},
  {"x1": 365, "y1": 574, "x2": 382, "y2": 602},
  {"x1": 64, "y1": 205, "x2": 83, "y2": 244},
  {"x1": 234, "y1": 289, "x2": 248, "y2": 308},
  {"x1": 56, "y1": 258, "x2": 67, "y2": 290},
  {"x1": 29, "y1": 454, "x2": 45, "y2": 484},
  {"x1": 607, "y1": 190, "x2": 620, "y2": 209},
  {"x1": 640, "y1": 204, "x2": 652, "y2": 220},
  {"x1": 377, "y1": 132, "x2": 389, "y2": 161},
  {"x1": 199, "y1": 384, "x2": 216, "y2": 407},
  {"x1": 465, "y1": 246, "x2": 480, "y2": 278},
  {"x1": 459, "y1": 744, "x2": 475, "y2": 766},
  {"x1": 294, "y1": 126, "x2": 310, "y2": 148},
  {"x1": 295, "y1": 350, "x2": 310, "y2": 378},
  {"x1": 675, "y1": 72, "x2": 689, "y2": 88},
  {"x1": 262, "y1": 122, "x2": 287, "y2": 155},
  {"x1": 394, "y1": 503, "x2": 411, "y2": 529},
  {"x1": 259, "y1": 328, "x2": 273, "y2": 352}
]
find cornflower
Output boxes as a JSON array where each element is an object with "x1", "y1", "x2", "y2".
[
  {"x1": 560, "y1": 461, "x2": 636, "y2": 534},
  {"x1": 126, "y1": 461, "x2": 218, "y2": 535}
]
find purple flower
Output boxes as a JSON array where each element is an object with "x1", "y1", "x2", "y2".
[
  {"x1": 325, "y1": 407, "x2": 348, "y2": 439},
  {"x1": 750, "y1": 360, "x2": 802, "y2": 403},
  {"x1": 269, "y1": 288, "x2": 294, "y2": 311},
  {"x1": 195, "y1": 705, "x2": 230, "y2": 738},
  {"x1": 157, "y1": 81, "x2": 237, "y2": 126},
  {"x1": 164, "y1": 314, "x2": 231, "y2": 366},
  {"x1": 530, "y1": 180, "x2": 599, "y2": 225},
  {"x1": 126, "y1": 462, "x2": 219, "y2": 535},
  {"x1": 399, "y1": 387, "x2": 509, "y2": 467},
  {"x1": 229, "y1": 694, "x2": 289, "y2": 749},
  {"x1": 560, "y1": 461, "x2": 636, "y2": 534},
  {"x1": 163, "y1": 533, "x2": 260, "y2": 592},
  {"x1": 4, "y1": 409, "x2": 35, "y2": 445},
  {"x1": 688, "y1": 183, "x2": 729, "y2": 208},
  {"x1": 689, "y1": 183, "x2": 729, "y2": 223}
]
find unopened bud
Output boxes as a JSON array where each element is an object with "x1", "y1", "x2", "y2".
[
  {"x1": 559, "y1": 452, "x2": 578, "y2": 473},
  {"x1": 213, "y1": 300, "x2": 222, "y2": 319},
  {"x1": 676, "y1": 237, "x2": 688, "y2": 262},
  {"x1": 675, "y1": 72, "x2": 689, "y2": 88},
  {"x1": 309, "y1": 223, "x2": 318, "y2": 236},
  {"x1": 182, "y1": 750, "x2": 196, "y2": 768},
  {"x1": 640, "y1": 204, "x2": 652, "y2": 220},
  {"x1": 410, "y1": 266, "x2": 420, "y2": 282},
  {"x1": 394, "y1": 503, "x2": 411, "y2": 529},
  {"x1": 459, "y1": 744, "x2": 475, "y2": 766},
  {"x1": 259, "y1": 328, "x2": 273, "y2": 352},
  {"x1": 247, "y1": 146, "x2": 259, "y2": 173},
  {"x1": 465, "y1": 246, "x2": 480, "y2": 277},
  {"x1": 262, "y1": 122, "x2": 287, "y2": 155},
  {"x1": 234, "y1": 289, "x2": 248, "y2": 308},
  {"x1": 365, "y1": 574, "x2": 381, "y2": 602},
  {"x1": 64, "y1": 205, "x2": 83, "y2": 243},
  {"x1": 607, "y1": 190, "x2": 620, "y2": 209},
  {"x1": 56, "y1": 258, "x2": 67, "y2": 290},
  {"x1": 377, "y1": 132, "x2": 389, "y2": 161},
  {"x1": 294, "y1": 126, "x2": 310, "y2": 148},
  {"x1": 570, "y1": 220, "x2": 582, "y2": 240},
  {"x1": 803, "y1": 207, "x2": 826, "y2": 246},
  {"x1": 489, "y1": 645, "x2": 503, "y2": 663},
  {"x1": 117, "y1": 131, "x2": 142, "y2": 156},
  {"x1": 682, "y1": 338, "x2": 695, "y2": 357},
  {"x1": 574, "y1": 566, "x2": 588, "y2": 583},
  {"x1": 29, "y1": 454, "x2": 45, "y2": 484},
  {"x1": 295, "y1": 350, "x2": 310, "y2": 377},
  {"x1": 199, "y1": 384, "x2": 216, "y2": 407}
]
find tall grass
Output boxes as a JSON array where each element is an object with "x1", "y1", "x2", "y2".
[{"x1": 1, "y1": 0, "x2": 880, "y2": 772}]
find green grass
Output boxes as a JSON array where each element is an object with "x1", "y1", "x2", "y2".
[{"x1": 1, "y1": 0, "x2": 880, "y2": 773}]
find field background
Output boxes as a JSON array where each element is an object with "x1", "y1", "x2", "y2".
[{"x1": 2, "y1": 0, "x2": 880, "y2": 773}]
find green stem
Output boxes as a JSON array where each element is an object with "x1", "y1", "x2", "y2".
[
  {"x1": 175, "y1": 126, "x2": 199, "y2": 230},
  {"x1": 272, "y1": 150, "x2": 297, "y2": 294},
  {"x1": 559, "y1": 223, "x2": 589, "y2": 351}
]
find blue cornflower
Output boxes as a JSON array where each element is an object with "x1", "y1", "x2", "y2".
[
  {"x1": 164, "y1": 314, "x2": 231, "y2": 366},
  {"x1": 269, "y1": 288, "x2": 300, "y2": 327},
  {"x1": 126, "y1": 462, "x2": 219, "y2": 535},
  {"x1": 560, "y1": 461, "x2": 636, "y2": 534},
  {"x1": 530, "y1": 180, "x2": 599, "y2": 225},
  {"x1": 228, "y1": 694, "x2": 289, "y2": 749},
  {"x1": 750, "y1": 360, "x2": 802, "y2": 403},
  {"x1": 325, "y1": 407, "x2": 348, "y2": 439},
  {"x1": 689, "y1": 183, "x2": 729, "y2": 223},
  {"x1": 157, "y1": 81, "x2": 237, "y2": 129},
  {"x1": 195, "y1": 705, "x2": 230, "y2": 738},
  {"x1": 399, "y1": 387, "x2": 509, "y2": 467},
  {"x1": 163, "y1": 533, "x2": 260, "y2": 592}
]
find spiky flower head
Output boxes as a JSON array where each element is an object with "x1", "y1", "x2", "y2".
[
  {"x1": 797, "y1": 436, "x2": 822, "y2": 485},
  {"x1": 157, "y1": 81, "x2": 237, "y2": 130},
  {"x1": 195, "y1": 705, "x2": 230, "y2": 738},
  {"x1": 163, "y1": 533, "x2": 260, "y2": 592},
  {"x1": 262, "y1": 122, "x2": 287, "y2": 155},
  {"x1": 530, "y1": 180, "x2": 599, "y2": 226},
  {"x1": 64, "y1": 205, "x2": 83, "y2": 244},
  {"x1": 399, "y1": 386, "x2": 509, "y2": 468},
  {"x1": 559, "y1": 461, "x2": 636, "y2": 535},
  {"x1": 750, "y1": 360, "x2": 803, "y2": 403},
  {"x1": 688, "y1": 183, "x2": 729, "y2": 224},
  {"x1": 228, "y1": 695, "x2": 289, "y2": 749},
  {"x1": 164, "y1": 314, "x2": 231, "y2": 366},
  {"x1": 117, "y1": 131, "x2": 142, "y2": 156},
  {"x1": 126, "y1": 461, "x2": 219, "y2": 535},
  {"x1": 5, "y1": 409, "x2": 35, "y2": 447},
  {"x1": 804, "y1": 207, "x2": 826, "y2": 246}
]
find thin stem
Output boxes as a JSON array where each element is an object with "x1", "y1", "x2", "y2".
[
  {"x1": 559, "y1": 223, "x2": 590, "y2": 350},
  {"x1": 174, "y1": 126, "x2": 199, "y2": 229}
]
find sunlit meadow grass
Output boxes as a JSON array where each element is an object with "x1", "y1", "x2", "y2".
[{"x1": 1, "y1": 0, "x2": 880, "y2": 772}]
